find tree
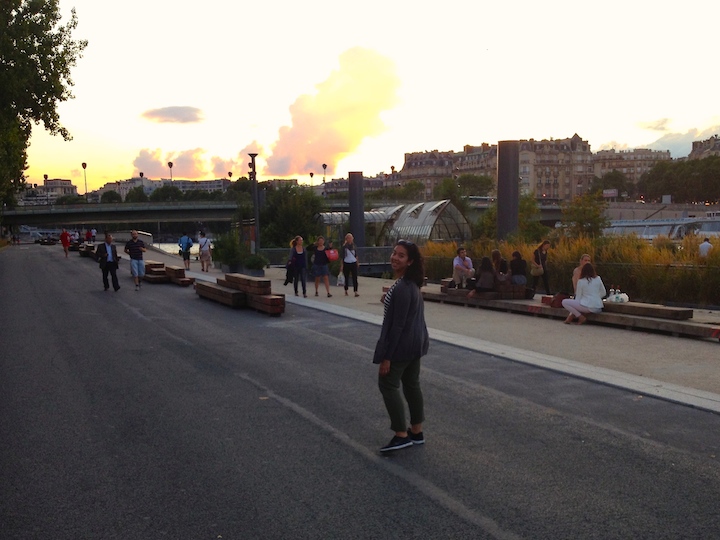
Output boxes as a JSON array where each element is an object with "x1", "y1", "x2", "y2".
[
  {"x1": 100, "y1": 190, "x2": 122, "y2": 203},
  {"x1": 149, "y1": 185, "x2": 183, "y2": 202},
  {"x1": 591, "y1": 170, "x2": 634, "y2": 198},
  {"x1": 124, "y1": 186, "x2": 148, "y2": 203},
  {"x1": 560, "y1": 192, "x2": 609, "y2": 238},
  {"x1": 54, "y1": 194, "x2": 86, "y2": 205},
  {"x1": 259, "y1": 185, "x2": 325, "y2": 247},
  {"x1": 457, "y1": 174, "x2": 494, "y2": 197},
  {"x1": 475, "y1": 194, "x2": 548, "y2": 241},
  {"x1": 0, "y1": 1, "x2": 88, "y2": 206}
]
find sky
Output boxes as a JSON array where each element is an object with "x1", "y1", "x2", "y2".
[{"x1": 25, "y1": 0, "x2": 720, "y2": 193}]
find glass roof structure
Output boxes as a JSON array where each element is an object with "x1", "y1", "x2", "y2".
[{"x1": 318, "y1": 200, "x2": 471, "y2": 246}]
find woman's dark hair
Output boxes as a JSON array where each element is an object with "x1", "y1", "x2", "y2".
[
  {"x1": 580, "y1": 262, "x2": 597, "y2": 280},
  {"x1": 511, "y1": 250, "x2": 522, "y2": 260},
  {"x1": 479, "y1": 256, "x2": 493, "y2": 273},
  {"x1": 537, "y1": 240, "x2": 550, "y2": 250},
  {"x1": 397, "y1": 240, "x2": 425, "y2": 287},
  {"x1": 491, "y1": 249, "x2": 504, "y2": 271}
]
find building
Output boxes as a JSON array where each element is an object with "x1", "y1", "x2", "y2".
[
  {"x1": 398, "y1": 150, "x2": 456, "y2": 199},
  {"x1": 18, "y1": 177, "x2": 78, "y2": 206},
  {"x1": 688, "y1": 135, "x2": 720, "y2": 160},
  {"x1": 92, "y1": 177, "x2": 232, "y2": 201},
  {"x1": 593, "y1": 148, "x2": 672, "y2": 184}
]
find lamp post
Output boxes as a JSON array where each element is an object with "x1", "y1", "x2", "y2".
[
  {"x1": 43, "y1": 174, "x2": 49, "y2": 205},
  {"x1": 322, "y1": 163, "x2": 327, "y2": 184},
  {"x1": 168, "y1": 161, "x2": 173, "y2": 182},
  {"x1": 309, "y1": 172, "x2": 314, "y2": 186},
  {"x1": 248, "y1": 153, "x2": 259, "y2": 252},
  {"x1": 81, "y1": 162, "x2": 88, "y2": 201}
]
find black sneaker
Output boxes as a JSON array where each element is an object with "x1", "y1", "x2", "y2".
[
  {"x1": 380, "y1": 435, "x2": 413, "y2": 453},
  {"x1": 408, "y1": 429, "x2": 425, "y2": 445}
]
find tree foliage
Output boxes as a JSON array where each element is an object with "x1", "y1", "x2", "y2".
[
  {"x1": 590, "y1": 170, "x2": 635, "y2": 198},
  {"x1": 639, "y1": 156, "x2": 720, "y2": 203},
  {"x1": 149, "y1": 185, "x2": 184, "y2": 202},
  {"x1": 100, "y1": 190, "x2": 122, "y2": 203},
  {"x1": 560, "y1": 192, "x2": 609, "y2": 238},
  {"x1": 259, "y1": 185, "x2": 325, "y2": 247},
  {"x1": 0, "y1": 1, "x2": 88, "y2": 205},
  {"x1": 54, "y1": 194, "x2": 86, "y2": 205},
  {"x1": 475, "y1": 194, "x2": 548, "y2": 242},
  {"x1": 124, "y1": 186, "x2": 148, "y2": 203}
]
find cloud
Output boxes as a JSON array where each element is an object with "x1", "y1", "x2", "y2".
[
  {"x1": 141, "y1": 106, "x2": 204, "y2": 123},
  {"x1": 132, "y1": 148, "x2": 208, "y2": 178},
  {"x1": 639, "y1": 118, "x2": 671, "y2": 132},
  {"x1": 645, "y1": 125, "x2": 720, "y2": 158},
  {"x1": 596, "y1": 141, "x2": 630, "y2": 152},
  {"x1": 263, "y1": 47, "x2": 400, "y2": 177}
]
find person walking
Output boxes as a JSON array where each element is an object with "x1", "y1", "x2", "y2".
[
  {"x1": 291, "y1": 235, "x2": 308, "y2": 298},
  {"x1": 178, "y1": 232, "x2": 193, "y2": 271},
  {"x1": 562, "y1": 262, "x2": 606, "y2": 325},
  {"x1": 340, "y1": 233, "x2": 359, "y2": 297},
  {"x1": 311, "y1": 236, "x2": 333, "y2": 297},
  {"x1": 59, "y1": 228, "x2": 71, "y2": 258},
  {"x1": 95, "y1": 232, "x2": 121, "y2": 292},
  {"x1": 198, "y1": 231, "x2": 212, "y2": 272},
  {"x1": 124, "y1": 230, "x2": 147, "y2": 291},
  {"x1": 531, "y1": 240, "x2": 552, "y2": 295},
  {"x1": 374, "y1": 240, "x2": 430, "y2": 453}
]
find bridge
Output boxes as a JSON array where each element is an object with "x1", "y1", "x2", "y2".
[
  {"x1": 1, "y1": 201, "x2": 239, "y2": 227},
  {"x1": 2, "y1": 198, "x2": 571, "y2": 229}
]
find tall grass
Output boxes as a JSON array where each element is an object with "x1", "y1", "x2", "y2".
[{"x1": 422, "y1": 236, "x2": 720, "y2": 306}]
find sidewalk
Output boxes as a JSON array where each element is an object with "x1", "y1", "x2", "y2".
[{"x1": 147, "y1": 247, "x2": 720, "y2": 414}]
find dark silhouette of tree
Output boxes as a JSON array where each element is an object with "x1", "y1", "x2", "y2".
[
  {"x1": 149, "y1": 185, "x2": 183, "y2": 202},
  {"x1": 0, "y1": 2, "x2": 87, "y2": 206},
  {"x1": 100, "y1": 190, "x2": 122, "y2": 203},
  {"x1": 124, "y1": 186, "x2": 149, "y2": 203}
]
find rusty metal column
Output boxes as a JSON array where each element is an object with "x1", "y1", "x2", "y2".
[
  {"x1": 497, "y1": 140, "x2": 520, "y2": 240},
  {"x1": 348, "y1": 171, "x2": 365, "y2": 247}
]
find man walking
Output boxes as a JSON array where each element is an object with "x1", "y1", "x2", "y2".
[
  {"x1": 124, "y1": 230, "x2": 147, "y2": 291},
  {"x1": 178, "y1": 232, "x2": 193, "y2": 271},
  {"x1": 95, "y1": 232, "x2": 121, "y2": 292},
  {"x1": 59, "y1": 228, "x2": 71, "y2": 258}
]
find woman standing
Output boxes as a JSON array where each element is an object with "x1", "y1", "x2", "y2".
[
  {"x1": 532, "y1": 240, "x2": 552, "y2": 295},
  {"x1": 340, "y1": 233, "x2": 360, "y2": 297},
  {"x1": 291, "y1": 235, "x2": 308, "y2": 298},
  {"x1": 562, "y1": 262, "x2": 606, "y2": 325},
  {"x1": 312, "y1": 236, "x2": 332, "y2": 297},
  {"x1": 374, "y1": 240, "x2": 429, "y2": 453}
]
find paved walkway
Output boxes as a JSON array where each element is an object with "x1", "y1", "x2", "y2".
[{"x1": 147, "y1": 247, "x2": 720, "y2": 414}]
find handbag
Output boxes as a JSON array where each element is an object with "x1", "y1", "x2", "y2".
[
  {"x1": 337, "y1": 273, "x2": 345, "y2": 287},
  {"x1": 530, "y1": 265, "x2": 544, "y2": 277},
  {"x1": 550, "y1": 292, "x2": 570, "y2": 308},
  {"x1": 326, "y1": 249, "x2": 339, "y2": 262}
]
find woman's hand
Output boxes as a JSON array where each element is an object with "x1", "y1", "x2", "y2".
[{"x1": 379, "y1": 359, "x2": 391, "y2": 376}]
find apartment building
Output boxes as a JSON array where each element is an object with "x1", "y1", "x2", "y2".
[
  {"x1": 19, "y1": 177, "x2": 78, "y2": 205},
  {"x1": 593, "y1": 148, "x2": 671, "y2": 184},
  {"x1": 398, "y1": 150, "x2": 456, "y2": 199},
  {"x1": 688, "y1": 135, "x2": 720, "y2": 160}
]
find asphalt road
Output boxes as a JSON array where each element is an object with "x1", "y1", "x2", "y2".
[{"x1": 2, "y1": 244, "x2": 720, "y2": 540}]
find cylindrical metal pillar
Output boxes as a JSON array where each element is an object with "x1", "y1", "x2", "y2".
[
  {"x1": 348, "y1": 171, "x2": 365, "y2": 247},
  {"x1": 497, "y1": 140, "x2": 520, "y2": 240}
]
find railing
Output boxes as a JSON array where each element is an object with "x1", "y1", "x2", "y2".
[{"x1": 261, "y1": 246, "x2": 394, "y2": 266}]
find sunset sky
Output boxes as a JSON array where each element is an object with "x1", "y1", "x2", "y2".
[{"x1": 26, "y1": 0, "x2": 720, "y2": 193}]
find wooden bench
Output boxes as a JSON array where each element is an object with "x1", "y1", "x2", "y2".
[
  {"x1": 165, "y1": 265, "x2": 194, "y2": 287},
  {"x1": 601, "y1": 301, "x2": 693, "y2": 320},
  {"x1": 196, "y1": 281, "x2": 247, "y2": 308},
  {"x1": 205, "y1": 273, "x2": 284, "y2": 315},
  {"x1": 422, "y1": 289, "x2": 720, "y2": 342},
  {"x1": 78, "y1": 243, "x2": 95, "y2": 257}
]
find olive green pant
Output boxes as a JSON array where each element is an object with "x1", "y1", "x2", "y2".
[{"x1": 378, "y1": 357, "x2": 424, "y2": 432}]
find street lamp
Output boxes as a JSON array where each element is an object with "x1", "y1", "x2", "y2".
[
  {"x1": 322, "y1": 163, "x2": 327, "y2": 184},
  {"x1": 248, "y1": 153, "x2": 259, "y2": 252},
  {"x1": 44, "y1": 174, "x2": 49, "y2": 205},
  {"x1": 309, "y1": 172, "x2": 314, "y2": 186},
  {"x1": 168, "y1": 161, "x2": 173, "y2": 182},
  {"x1": 81, "y1": 162, "x2": 87, "y2": 201}
]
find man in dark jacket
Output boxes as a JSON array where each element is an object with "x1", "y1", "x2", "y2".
[{"x1": 95, "y1": 232, "x2": 121, "y2": 291}]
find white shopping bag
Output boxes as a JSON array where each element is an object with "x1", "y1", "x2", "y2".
[{"x1": 337, "y1": 273, "x2": 345, "y2": 287}]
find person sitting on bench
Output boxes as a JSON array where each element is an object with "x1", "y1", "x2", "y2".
[
  {"x1": 452, "y1": 247, "x2": 474, "y2": 288},
  {"x1": 468, "y1": 257, "x2": 495, "y2": 298}
]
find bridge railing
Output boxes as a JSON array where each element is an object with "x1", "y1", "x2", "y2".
[{"x1": 261, "y1": 246, "x2": 393, "y2": 267}]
